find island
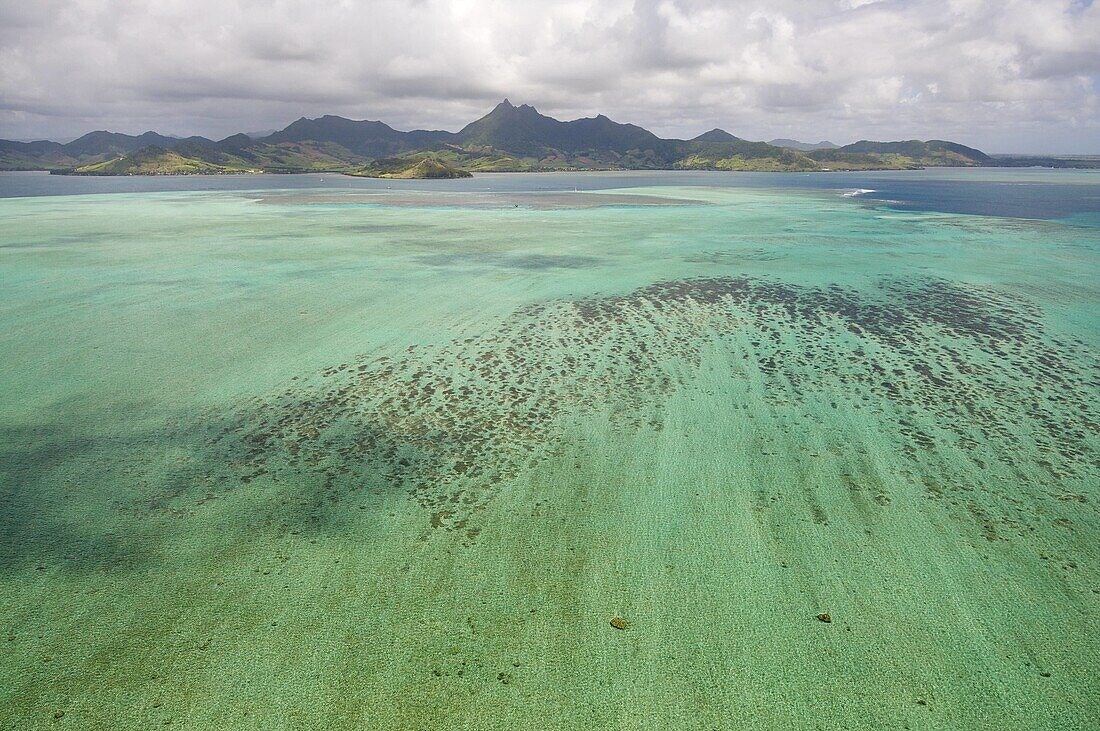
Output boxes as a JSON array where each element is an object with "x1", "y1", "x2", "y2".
[{"x1": 2, "y1": 100, "x2": 1096, "y2": 177}]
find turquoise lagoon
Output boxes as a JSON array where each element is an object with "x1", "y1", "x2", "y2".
[{"x1": 0, "y1": 169, "x2": 1098, "y2": 729}]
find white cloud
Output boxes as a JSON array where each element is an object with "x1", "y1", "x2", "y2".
[{"x1": 0, "y1": 0, "x2": 1096, "y2": 152}]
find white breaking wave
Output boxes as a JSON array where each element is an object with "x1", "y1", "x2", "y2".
[{"x1": 841, "y1": 188, "x2": 876, "y2": 197}]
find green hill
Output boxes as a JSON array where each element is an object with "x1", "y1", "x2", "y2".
[
  {"x1": 818, "y1": 140, "x2": 991, "y2": 166},
  {"x1": 62, "y1": 146, "x2": 251, "y2": 175},
  {"x1": 348, "y1": 155, "x2": 472, "y2": 179},
  {"x1": 263, "y1": 115, "x2": 450, "y2": 158}
]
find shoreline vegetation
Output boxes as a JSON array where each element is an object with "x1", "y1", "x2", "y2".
[{"x1": 4, "y1": 100, "x2": 1099, "y2": 178}]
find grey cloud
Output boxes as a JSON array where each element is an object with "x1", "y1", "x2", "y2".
[
  {"x1": 369, "y1": 77, "x2": 503, "y2": 103},
  {"x1": 0, "y1": 0, "x2": 1097, "y2": 152}
]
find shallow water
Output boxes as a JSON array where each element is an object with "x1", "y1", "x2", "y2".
[{"x1": 1, "y1": 170, "x2": 1098, "y2": 729}]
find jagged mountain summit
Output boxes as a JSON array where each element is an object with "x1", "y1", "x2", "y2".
[
  {"x1": 3, "y1": 99, "x2": 1074, "y2": 176},
  {"x1": 454, "y1": 99, "x2": 665, "y2": 159}
]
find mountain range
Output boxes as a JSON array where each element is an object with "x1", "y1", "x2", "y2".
[
  {"x1": 768, "y1": 138, "x2": 839, "y2": 151},
  {"x1": 1, "y1": 99, "x2": 1092, "y2": 177}
]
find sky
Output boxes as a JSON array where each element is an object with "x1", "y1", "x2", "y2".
[{"x1": 1, "y1": 0, "x2": 1098, "y2": 153}]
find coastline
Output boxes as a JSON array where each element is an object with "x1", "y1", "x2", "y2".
[{"x1": 34, "y1": 162, "x2": 1097, "y2": 178}]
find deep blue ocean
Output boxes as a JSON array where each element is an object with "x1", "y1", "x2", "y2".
[{"x1": 2, "y1": 168, "x2": 1098, "y2": 225}]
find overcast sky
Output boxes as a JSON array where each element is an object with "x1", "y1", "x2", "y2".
[{"x1": 1, "y1": 0, "x2": 1098, "y2": 152}]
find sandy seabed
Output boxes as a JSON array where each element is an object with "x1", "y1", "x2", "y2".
[{"x1": 1, "y1": 172, "x2": 1097, "y2": 729}]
